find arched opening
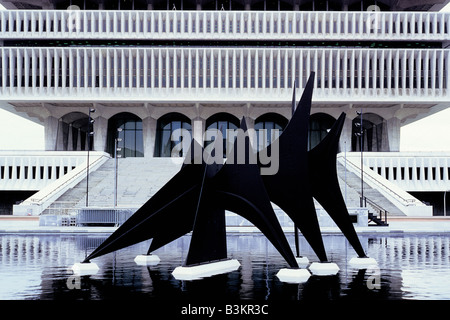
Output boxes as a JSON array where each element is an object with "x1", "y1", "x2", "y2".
[
  {"x1": 254, "y1": 113, "x2": 288, "y2": 151},
  {"x1": 155, "y1": 113, "x2": 192, "y2": 157},
  {"x1": 107, "y1": 112, "x2": 144, "y2": 158},
  {"x1": 58, "y1": 112, "x2": 92, "y2": 151},
  {"x1": 308, "y1": 113, "x2": 336, "y2": 150},
  {"x1": 352, "y1": 113, "x2": 385, "y2": 152},
  {"x1": 205, "y1": 112, "x2": 240, "y2": 158}
]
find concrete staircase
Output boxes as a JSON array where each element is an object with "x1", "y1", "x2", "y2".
[
  {"x1": 336, "y1": 161, "x2": 404, "y2": 216},
  {"x1": 49, "y1": 156, "x2": 405, "y2": 219},
  {"x1": 53, "y1": 157, "x2": 183, "y2": 209}
]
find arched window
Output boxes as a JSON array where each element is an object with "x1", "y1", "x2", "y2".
[
  {"x1": 308, "y1": 113, "x2": 336, "y2": 150},
  {"x1": 58, "y1": 112, "x2": 91, "y2": 151},
  {"x1": 205, "y1": 113, "x2": 240, "y2": 158},
  {"x1": 107, "y1": 113, "x2": 143, "y2": 157},
  {"x1": 155, "y1": 113, "x2": 192, "y2": 157},
  {"x1": 352, "y1": 113, "x2": 385, "y2": 152},
  {"x1": 254, "y1": 113, "x2": 288, "y2": 151}
]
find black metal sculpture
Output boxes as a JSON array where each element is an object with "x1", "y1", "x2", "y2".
[
  {"x1": 82, "y1": 72, "x2": 367, "y2": 270},
  {"x1": 259, "y1": 73, "x2": 366, "y2": 261},
  {"x1": 84, "y1": 127, "x2": 299, "y2": 268}
]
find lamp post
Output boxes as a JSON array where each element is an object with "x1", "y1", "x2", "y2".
[
  {"x1": 344, "y1": 141, "x2": 347, "y2": 205},
  {"x1": 86, "y1": 108, "x2": 95, "y2": 207},
  {"x1": 355, "y1": 109, "x2": 364, "y2": 207},
  {"x1": 114, "y1": 128, "x2": 123, "y2": 208}
]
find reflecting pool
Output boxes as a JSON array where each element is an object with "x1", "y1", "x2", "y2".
[{"x1": 0, "y1": 234, "x2": 449, "y2": 300}]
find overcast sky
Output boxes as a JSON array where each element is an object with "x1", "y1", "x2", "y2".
[{"x1": 0, "y1": 3, "x2": 449, "y2": 152}]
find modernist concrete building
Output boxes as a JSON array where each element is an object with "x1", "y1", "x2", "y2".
[{"x1": 1, "y1": 0, "x2": 450, "y2": 217}]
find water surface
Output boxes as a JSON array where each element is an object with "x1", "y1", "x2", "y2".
[{"x1": 0, "y1": 234, "x2": 449, "y2": 300}]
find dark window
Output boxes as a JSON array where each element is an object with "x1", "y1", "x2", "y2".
[
  {"x1": 107, "y1": 112, "x2": 144, "y2": 158},
  {"x1": 155, "y1": 113, "x2": 191, "y2": 157},
  {"x1": 254, "y1": 113, "x2": 288, "y2": 151},
  {"x1": 205, "y1": 113, "x2": 240, "y2": 158},
  {"x1": 309, "y1": 113, "x2": 336, "y2": 150}
]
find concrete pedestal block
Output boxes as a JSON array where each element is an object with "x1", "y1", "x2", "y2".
[
  {"x1": 172, "y1": 259, "x2": 240, "y2": 281},
  {"x1": 276, "y1": 268, "x2": 311, "y2": 283},
  {"x1": 134, "y1": 254, "x2": 161, "y2": 266},
  {"x1": 71, "y1": 262, "x2": 99, "y2": 276},
  {"x1": 309, "y1": 262, "x2": 340, "y2": 276}
]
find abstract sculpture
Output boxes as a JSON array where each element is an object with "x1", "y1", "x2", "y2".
[{"x1": 77, "y1": 73, "x2": 369, "y2": 279}]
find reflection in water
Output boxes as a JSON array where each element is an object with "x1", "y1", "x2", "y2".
[{"x1": 0, "y1": 234, "x2": 449, "y2": 300}]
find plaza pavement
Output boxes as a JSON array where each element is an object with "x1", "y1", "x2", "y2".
[{"x1": 1, "y1": 215, "x2": 450, "y2": 235}]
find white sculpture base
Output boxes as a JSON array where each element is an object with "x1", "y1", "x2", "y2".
[
  {"x1": 134, "y1": 254, "x2": 161, "y2": 266},
  {"x1": 349, "y1": 257, "x2": 378, "y2": 268},
  {"x1": 172, "y1": 259, "x2": 240, "y2": 281},
  {"x1": 276, "y1": 268, "x2": 311, "y2": 283},
  {"x1": 296, "y1": 256, "x2": 310, "y2": 268},
  {"x1": 308, "y1": 262, "x2": 340, "y2": 276},
  {"x1": 71, "y1": 262, "x2": 99, "y2": 276}
]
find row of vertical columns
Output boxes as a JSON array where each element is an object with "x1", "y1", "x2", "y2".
[
  {"x1": 2, "y1": 47, "x2": 448, "y2": 95},
  {"x1": 1, "y1": 10, "x2": 449, "y2": 40}
]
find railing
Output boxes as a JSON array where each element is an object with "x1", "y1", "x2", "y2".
[
  {"x1": 1, "y1": 10, "x2": 449, "y2": 41},
  {"x1": 362, "y1": 152, "x2": 450, "y2": 192},
  {"x1": 340, "y1": 153, "x2": 416, "y2": 205},
  {"x1": 42, "y1": 201, "x2": 79, "y2": 215},
  {"x1": 0, "y1": 151, "x2": 86, "y2": 191},
  {"x1": 1, "y1": 47, "x2": 449, "y2": 103},
  {"x1": 362, "y1": 196, "x2": 389, "y2": 226},
  {"x1": 39, "y1": 202, "x2": 135, "y2": 226},
  {"x1": 77, "y1": 207, "x2": 135, "y2": 226}
]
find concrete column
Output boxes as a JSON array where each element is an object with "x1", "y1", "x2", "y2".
[
  {"x1": 385, "y1": 117, "x2": 401, "y2": 152},
  {"x1": 56, "y1": 119, "x2": 65, "y2": 151},
  {"x1": 44, "y1": 116, "x2": 59, "y2": 151},
  {"x1": 339, "y1": 115, "x2": 353, "y2": 152},
  {"x1": 76, "y1": 128, "x2": 82, "y2": 151},
  {"x1": 363, "y1": 129, "x2": 369, "y2": 151},
  {"x1": 67, "y1": 124, "x2": 74, "y2": 151},
  {"x1": 93, "y1": 116, "x2": 108, "y2": 152},
  {"x1": 192, "y1": 117, "x2": 205, "y2": 147},
  {"x1": 244, "y1": 116, "x2": 257, "y2": 152},
  {"x1": 143, "y1": 116, "x2": 157, "y2": 157}
]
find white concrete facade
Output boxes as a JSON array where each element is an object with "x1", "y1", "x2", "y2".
[
  {"x1": 360, "y1": 152, "x2": 450, "y2": 192},
  {"x1": 1, "y1": 43, "x2": 449, "y2": 155},
  {"x1": 0, "y1": 150, "x2": 90, "y2": 190},
  {"x1": 1, "y1": 7, "x2": 449, "y2": 157}
]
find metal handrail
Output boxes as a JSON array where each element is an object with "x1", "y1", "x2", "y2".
[{"x1": 362, "y1": 196, "x2": 388, "y2": 225}]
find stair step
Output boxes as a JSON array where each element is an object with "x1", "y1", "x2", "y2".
[
  {"x1": 337, "y1": 162, "x2": 404, "y2": 216},
  {"x1": 49, "y1": 157, "x2": 406, "y2": 218},
  {"x1": 50, "y1": 158, "x2": 181, "y2": 211}
]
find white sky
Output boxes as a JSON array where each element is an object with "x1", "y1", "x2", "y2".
[{"x1": 0, "y1": 3, "x2": 449, "y2": 151}]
